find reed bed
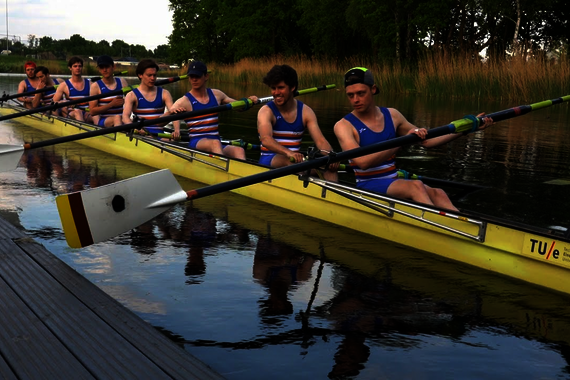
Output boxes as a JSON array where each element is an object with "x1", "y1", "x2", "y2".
[{"x1": 204, "y1": 54, "x2": 569, "y2": 102}]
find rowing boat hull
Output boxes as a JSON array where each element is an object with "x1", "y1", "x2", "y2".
[{"x1": 2, "y1": 105, "x2": 570, "y2": 295}]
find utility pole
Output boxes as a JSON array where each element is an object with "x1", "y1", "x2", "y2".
[{"x1": 5, "y1": 0, "x2": 9, "y2": 52}]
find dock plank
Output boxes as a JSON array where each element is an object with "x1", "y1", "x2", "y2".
[
  {"x1": 19, "y1": 238, "x2": 224, "y2": 380},
  {"x1": 0, "y1": 217, "x2": 224, "y2": 380},
  {"x1": 0, "y1": 274, "x2": 95, "y2": 379}
]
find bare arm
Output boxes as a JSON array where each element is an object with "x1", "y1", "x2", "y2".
[
  {"x1": 391, "y1": 108, "x2": 493, "y2": 148},
  {"x1": 52, "y1": 82, "x2": 68, "y2": 103},
  {"x1": 122, "y1": 91, "x2": 136, "y2": 125},
  {"x1": 213, "y1": 89, "x2": 234, "y2": 105},
  {"x1": 160, "y1": 90, "x2": 181, "y2": 136}
]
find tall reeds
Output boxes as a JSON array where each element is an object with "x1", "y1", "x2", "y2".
[{"x1": 203, "y1": 53, "x2": 569, "y2": 102}]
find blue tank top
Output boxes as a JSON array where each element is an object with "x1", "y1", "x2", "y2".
[
  {"x1": 96, "y1": 78, "x2": 124, "y2": 116},
  {"x1": 344, "y1": 107, "x2": 398, "y2": 183},
  {"x1": 260, "y1": 100, "x2": 305, "y2": 158},
  {"x1": 24, "y1": 78, "x2": 36, "y2": 92},
  {"x1": 132, "y1": 87, "x2": 165, "y2": 120},
  {"x1": 65, "y1": 78, "x2": 90, "y2": 110},
  {"x1": 183, "y1": 88, "x2": 219, "y2": 139}
]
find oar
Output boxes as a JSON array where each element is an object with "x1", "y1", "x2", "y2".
[
  {"x1": 0, "y1": 74, "x2": 189, "y2": 122},
  {"x1": 0, "y1": 71, "x2": 129, "y2": 102},
  {"x1": 56, "y1": 95, "x2": 570, "y2": 248},
  {"x1": 0, "y1": 84, "x2": 335, "y2": 172}
]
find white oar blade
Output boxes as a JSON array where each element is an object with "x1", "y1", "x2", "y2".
[
  {"x1": 56, "y1": 169, "x2": 187, "y2": 248},
  {"x1": 0, "y1": 144, "x2": 25, "y2": 172}
]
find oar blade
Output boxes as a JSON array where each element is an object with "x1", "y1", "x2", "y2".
[
  {"x1": 0, "y1": 144, "x2": 25, "y2": 172},
  {"x1": 56, "y1": 169, "x2": 187, "y2": 248}
]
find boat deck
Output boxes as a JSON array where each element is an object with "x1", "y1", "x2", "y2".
[{"x1": 0, "y1": 216, "x2": 224, "y2": 380}]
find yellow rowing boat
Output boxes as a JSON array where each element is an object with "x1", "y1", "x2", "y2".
[{"x1": 1, "y1": 102, "x2": 569, "y2": 295}]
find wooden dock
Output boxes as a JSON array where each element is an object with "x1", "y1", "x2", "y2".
[{"x1": 0, "y1": 216, "x2": 224, "y2": 380}]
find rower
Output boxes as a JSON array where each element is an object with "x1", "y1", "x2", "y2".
[
  {"x1": 122, "y1": 59, "x2": 179, "y2": 138},
  {"x1": 17, "y1": 61, "x2": 40, "y2": 109},
  {"x1": 89, "y1": 55, "x2": 128, "y2": 127},
  {"x1": 170, "y1": 60, "x2": 257, "y2": 159},
  {"x1": 334, "y1": 67, "x2": 494, "y2": 211},
  {"x1": 257, "y1": 64, "x2": 339, "y2": 181},
  {"x1": 31, "y1": 66, "x2": 63, "y2": 108},
  {"x1": 51, "y1": 56, "x2": 93, "y2": 123}
]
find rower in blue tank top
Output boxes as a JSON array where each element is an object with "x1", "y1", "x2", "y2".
[
  {"x1": 89, "y1": 55, "x2": 129, "y2": 127},
  {"x1": 169, "y1": 60, "x2": 257, "y2": 159},
  {"x1": 122, "y1": 59, "x2": 177, "y2": 137},
  {"x1": 257, "y1": 64, "x2": 339, "y2": 181},
  {"x1": 51, "y1": 56, "x2": 93, "y2": 123},
  {"x1": 334, "y1": 67, "x2": 495, "y2": 212}
]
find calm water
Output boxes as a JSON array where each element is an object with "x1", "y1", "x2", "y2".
[{"x1": 2, "y1": 74, "x2": 570, "y2": 379}]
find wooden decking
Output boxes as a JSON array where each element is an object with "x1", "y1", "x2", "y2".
[{"x1": 0, "y1": 216, "x2": 224, "y2": 380}]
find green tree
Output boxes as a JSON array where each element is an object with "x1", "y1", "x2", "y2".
[{"x1": 154, "y1": 44, "x2": 171, "y2": 59}]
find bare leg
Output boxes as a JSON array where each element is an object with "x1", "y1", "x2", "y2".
[
  {"x1": 222, "y1": 145, "x2": 246, "y2": 160},
  {"x1": 425, "y1": 186, "x2": 458, "y2": 212}
]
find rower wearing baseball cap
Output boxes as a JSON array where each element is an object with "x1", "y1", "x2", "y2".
[
  {"x1": 89, "y1": 55, "x2": 129, "y2": 127},
  {"x1": 170, "y1": 60, "x2": 257, "y2": 159},
  {"x1": 333, "y1": 67, "x2": 494, "y2": 211}
]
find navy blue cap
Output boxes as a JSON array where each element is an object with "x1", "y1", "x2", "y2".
[{"x1": 187, "y1": 61, "x2": 208, "y2": 76}]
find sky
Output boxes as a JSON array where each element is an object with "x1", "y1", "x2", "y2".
[{"x1": 2, "y1": 0, "x2": 174, "y2": 51}]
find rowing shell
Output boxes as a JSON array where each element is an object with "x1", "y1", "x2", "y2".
[{"x1": 1, "y1": 102, "x2": 570, "y2": 295}]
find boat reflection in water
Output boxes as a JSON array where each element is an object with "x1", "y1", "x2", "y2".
[{"x1": 4, "y1": 122, "x2": 570, "y2": 379}]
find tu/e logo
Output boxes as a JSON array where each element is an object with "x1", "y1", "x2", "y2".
[{"x1": 529, "y1": 239, "x2": 558, "y2": 260}]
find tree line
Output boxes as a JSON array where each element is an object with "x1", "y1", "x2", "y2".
[
  {"x1": 168, "y1": 0, "x2": 568, "y2": 64},
  {"x1": 2, "y1": 34, "x2": 171, "y2": 61}
]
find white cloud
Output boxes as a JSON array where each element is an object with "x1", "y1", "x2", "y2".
[{"x1": 2, "y1": 0, "x2": 173, "y2": 50}]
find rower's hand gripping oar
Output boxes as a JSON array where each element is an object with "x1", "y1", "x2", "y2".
[
  {"x1": 0, "y1": 74, "x2": 189, "y2": 122},
  {"x1": 0, "y1": 84, "x2": 335, "y2": 172},
  {"x1": 54, "y1": 94, "x2": 570, "y2": 248},
  {"x1": 0, "y1": 70, "x2": 130, "y2": 102}
]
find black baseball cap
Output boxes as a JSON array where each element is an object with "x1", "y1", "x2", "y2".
[
  {"x1": 97, "y1": 55, "x2": 114, "y2": 67},
  {"x1": 344, "y1": 67, "x2": 379, "y2": 94},
  {"x1": 187, "y1": 61, "x2": 208, "y2": 76}
]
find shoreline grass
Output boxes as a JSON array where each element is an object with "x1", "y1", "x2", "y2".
[{"x1": 3, "y1": 54, "x2": 568, "y2": 102}]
